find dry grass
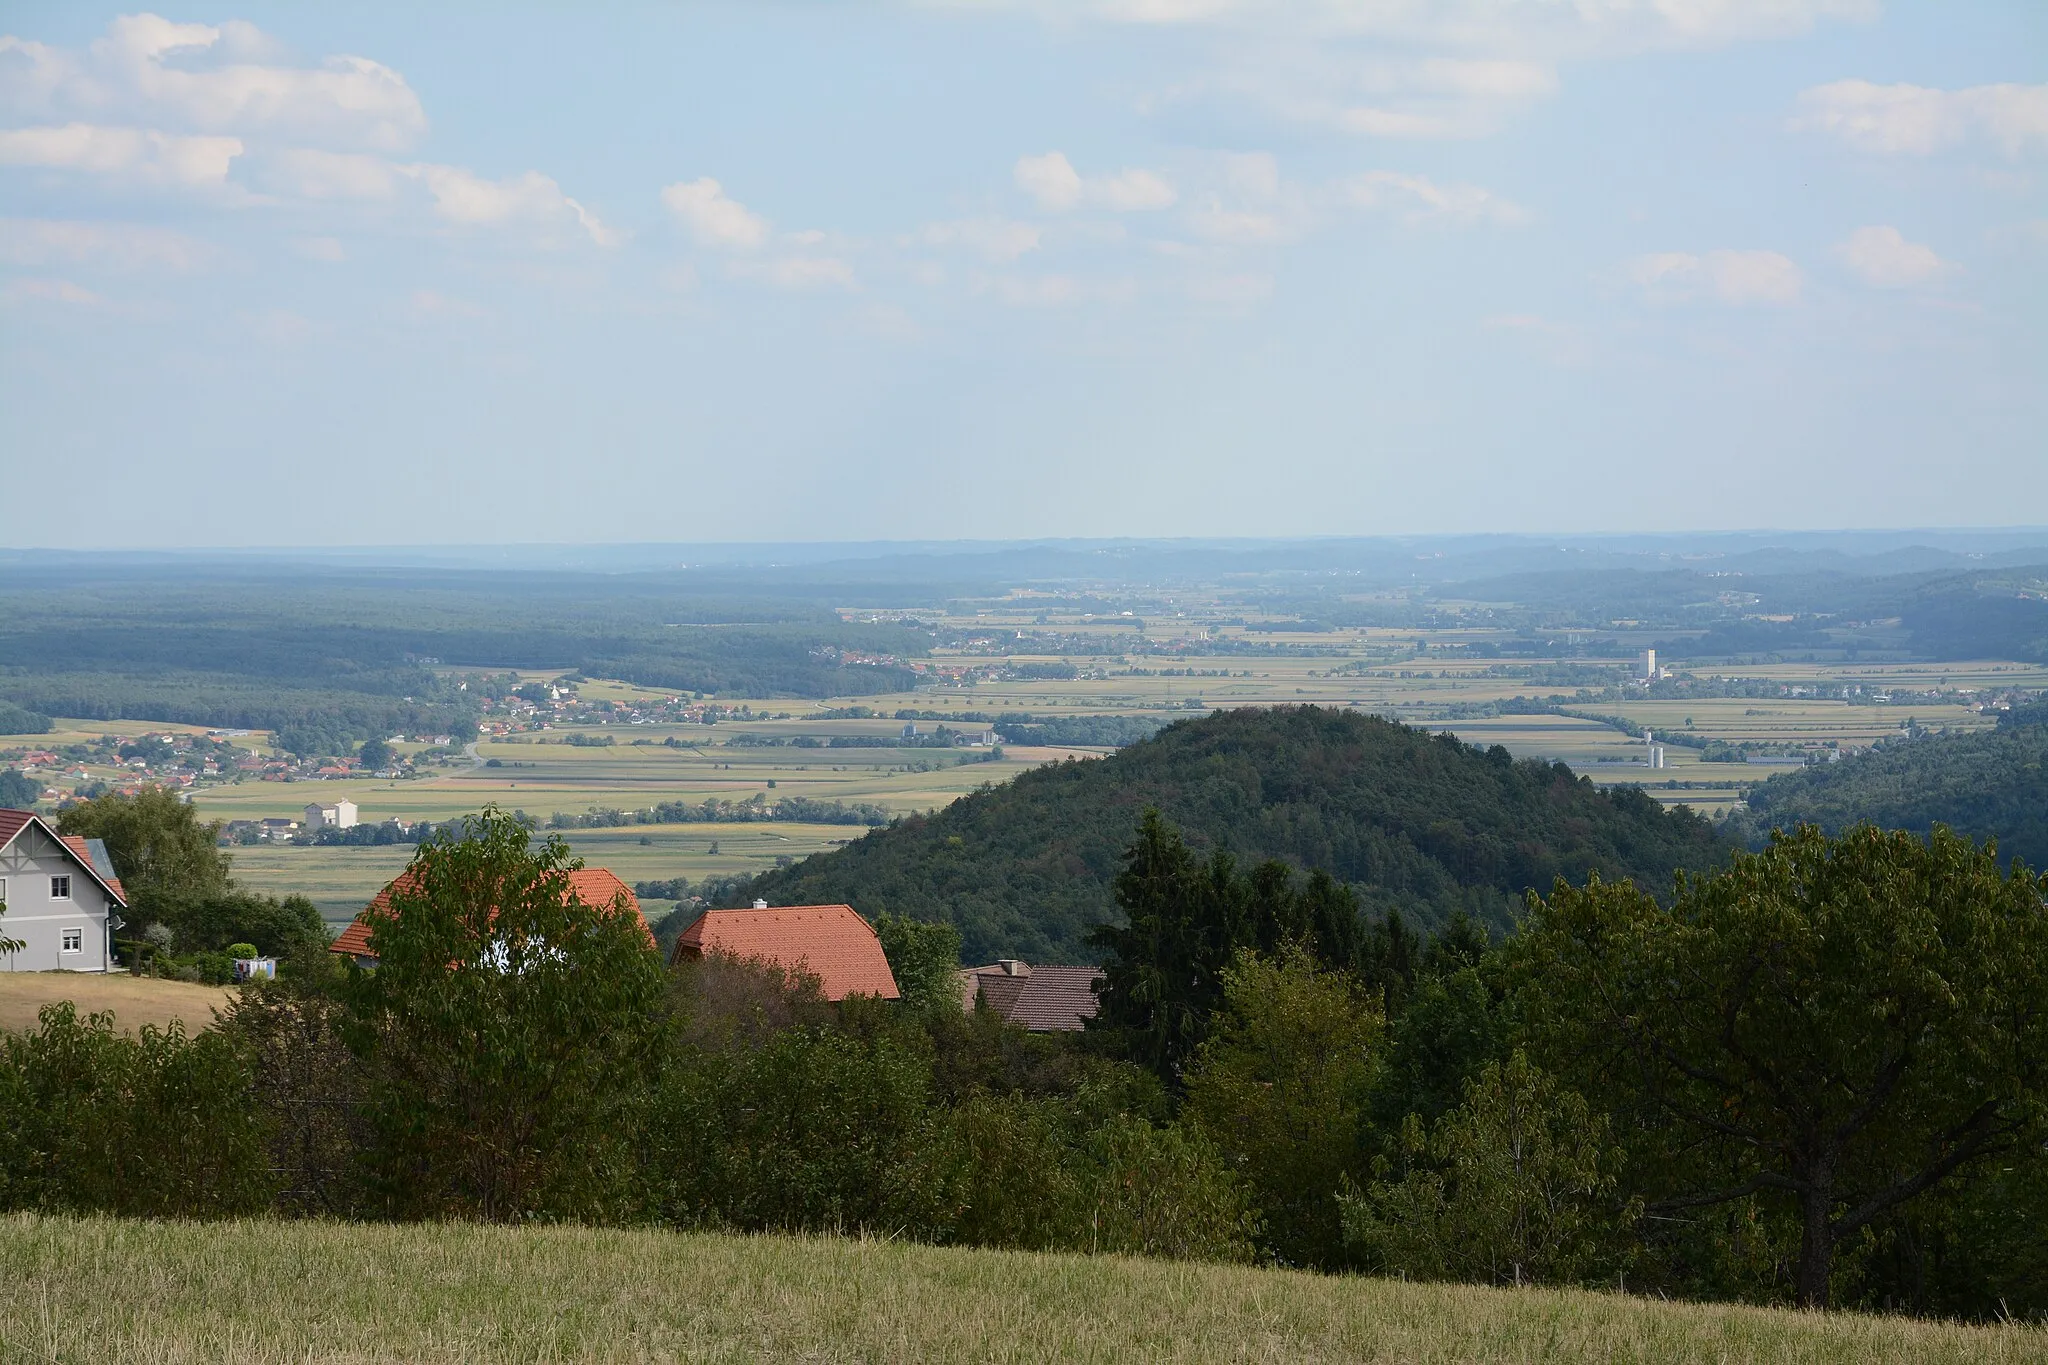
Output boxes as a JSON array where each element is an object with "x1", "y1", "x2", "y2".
[
  {"x1": 0, "y1": 972, "x2": 233, "y2": 1036},
  {"x1": 0, "y1": 1215, "x2": 2035, "y2": 1364}
]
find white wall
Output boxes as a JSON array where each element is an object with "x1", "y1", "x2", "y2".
[{"x1": 0, "y1": 824, "x2": 112, "y2": 973}]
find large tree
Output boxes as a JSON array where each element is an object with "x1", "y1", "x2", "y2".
[
  {"x1": 1089, "y1": 809, "x2": 1364, "y2": 1084},
  {"x1": 57, "y1": 786, "x2": 232, "y2": 925},
  {"x1": 341, "y1": 808, "x2": 666, "y2": 1221},
  {"x1": 1513, "y1": 824, "x2": 2048, "y2": 1308},
  {"x1": 1182, "y1": 946, "x2": 1384, "y2": 1268}
]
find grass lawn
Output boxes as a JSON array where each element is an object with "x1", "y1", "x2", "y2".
[
  {"x1": 0, "y1": 1216, "x2": 2032, "y2": 1364},
  {"x1": 0, "y1": 972, "x2": 233, "y2": 1036}
]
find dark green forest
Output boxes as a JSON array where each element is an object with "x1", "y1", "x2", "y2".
[
  {"x1": 0, "y1": 567, "x2": 927, "y2": 755},
  {"x1": 1731, "y1": 702, "x2": 2048, "y2": 867},
  {"x1": 734, "y1": 707, "x2": 1731, "y2": 963}
]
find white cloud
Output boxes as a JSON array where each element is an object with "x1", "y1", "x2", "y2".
[
  {"x1": 1832, "y1": 225, "x2": 1955, "y2": 288},
  {"x1": 919, "y1": 217, "x2": 1042, "y2": 262},
  {"x1": 1092, "y1": 167, "x2": 1177, "y2": 211},
  {"x1": 1187, "y1": 202, "x2": 1296, "y2": 244},
  {"x1": 410, "y1": 165, "x2": 619, "y2": 246},
  {"x1": 0, "y1": 16, "x2": 426, "y2": 151},
  {"x1": 1794, "y1": 80, "x2": 2048, "y2": 157},
  {"x1": 0, "y1": 122, "x2": 241, "y2": 186},
  {"x1": 958, "y1": 0, "x2": 1875, "y2": 51},
  {"x1": 295, "y1": 235, "x2": 345, "y2": 262},
  {"x1": 977, "y1": 271, "x2": 1135, "y2": 307},
  {"x1": 1625, "y1": 249, "x2": 1803, "y2": 305},
  {"x1": 1219, "y1": 151, "x2": 1280, "y2": 200},
  {"x1": 1279, "y1": 56, "x2": 1562, "y2": 141},
  {"x1": 1014, "y1": 152, "x2": 1177, "y2": 212},
  {"x1": 262, "y1": 147, "x2": 400, "y2": 199},
  {"x1": 730, "y1": 256, "x2": 856, "y2": 289},
  {"x1": 1, "y1": 275, "x2": 103, "y2": 306},
  {"x1": 409, "y1": 287, "x2": 486, "y2": 320},
  {"x1": 0, "y1": 216, "x2": 205, "y2": 270},
  {"x1": 1339, "y1": 170, "x2": 1527, "y2": 226},
  {"x1": 1014, "y1": 152, "x2": 1084, "y2": 211},
  {"x1": 661, "y1": 177, "x2": 772, "y2": 249}
]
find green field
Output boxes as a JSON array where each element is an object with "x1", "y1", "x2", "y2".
[
  {"x1": 227, "y1": 821, "x2": 875, "y2": 923},
  {"x1": 1, "y1": 1215, "x2": 2033, "y2": 1365},
  {"x1": 19, "y1": 619, "x2": 2039, "y2": 916}
]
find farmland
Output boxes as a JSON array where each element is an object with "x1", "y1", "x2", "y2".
[
  {"x1": 6, "y1": 543, "x2": 2045, "y2": 919},
  {"x1": 9, "y1": 634, "x2": 2040, "y2": 919},
  {"x1": 2, "y1": 1214, "x2": 2035, "y2": 1365}
]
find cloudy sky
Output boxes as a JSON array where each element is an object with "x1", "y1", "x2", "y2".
[{"x1": 2, "y1": 2, "x2": 2043, "y2": 549}]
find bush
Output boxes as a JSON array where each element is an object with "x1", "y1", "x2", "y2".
[
  {"x1": 0, "y1": 1003, "x2": 274, "y2": 1217},
  {"x1": 1340, "y1": 1051, "x2": 1633, "y2": 1289},
  {"x1": 650, "y1": 1023, "x2": 954, "y2": 1238}
]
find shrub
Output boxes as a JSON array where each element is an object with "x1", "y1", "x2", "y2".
[{"x1": 0, "y1": 1003, "x2": 274, "y2": 1217}]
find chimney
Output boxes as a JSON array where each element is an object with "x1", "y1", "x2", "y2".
[
  {"x1": 752, "y1": 898, "x2": 768, "y2": 910},
  {"x1": 997, "y1": 959, "x2": 1029, "y2": 977}
]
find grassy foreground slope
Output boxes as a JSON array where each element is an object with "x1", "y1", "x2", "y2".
[
  {"x1": 739, "y1": 706, "x2": 1730, "y2": 961},
  {"x1": 2, "y1": 1217, "x2": 2035, "y2": 1365}
]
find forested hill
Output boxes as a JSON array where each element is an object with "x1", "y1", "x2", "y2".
[
  {"x1": 1732, "y1": 705, "x2": 2048, "y2": 870},
  {"x1": 734, "y1": 706, "x2": 1730, "y2": 963}
]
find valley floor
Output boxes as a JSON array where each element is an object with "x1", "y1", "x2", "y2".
[{"x1": 0, "y1": 1215, "x2": 2034, "y2": 1364}]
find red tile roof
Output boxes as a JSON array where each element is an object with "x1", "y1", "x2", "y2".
[
  {"x1": 0, "y1": 809, "x2": 32, "y2": 848},
  {"x1": 960, "y1": 961, "x2": 1103, "y2": 1032},
  {"x1": 60, "y1": 836, "x2": 126, "y2": 902},
  {"x1": 331, "y1": 866, "x2": 649, "y2": 961},
  {"x1": 673, "y1": 903, "x2": 900, "y2": 1001},
  {"x1": 0, "y1": 809, "x2": 129, "y2": 908}
]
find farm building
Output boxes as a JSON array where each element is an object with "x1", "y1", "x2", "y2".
[
  {"x1": 330, "y1": 866, "x2": 649, "y2": 968},
  {"x1": 0, "y1": 809, "x2": 128, "y2": 973},
  {"x1": 669, "y1": 900, "x2": 900, "y2": 1001},
  {"x1": 958, "y1": 959, "x2": 1102, "y2": 1032},
  {"x1": 304, "y1": 800, "x2": 358, "y2": 830}
]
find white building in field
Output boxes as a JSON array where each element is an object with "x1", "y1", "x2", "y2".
[
  {"x1": 304, "y1": 800, "x2": 359, "y2": 830},
  {"x1": 0, "y1": 809, "x2": 128, "y2": 973}
]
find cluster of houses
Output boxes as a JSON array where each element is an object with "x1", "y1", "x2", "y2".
[
  {"x1": 329, "y1": 872, "x2": 1100, "y2": 1030},
  {"x1": 2, "y1": 801, "x2": 1100, "y2": 1031}
]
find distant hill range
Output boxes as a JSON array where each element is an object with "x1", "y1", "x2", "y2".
[
  {"x1": 1732, "y1": 701, "x2": 2048, "y2": 871},
  {"x1": 732, "y1": 706, "x2": 1731, "y2": 963}
]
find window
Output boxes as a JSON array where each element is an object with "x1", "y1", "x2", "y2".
[
  {"x1": 61, "y1": 927, "x2": 83, "y2": 953},
  {"x1": 50, "y1": 875, "x2": 71, "y2": 901}
]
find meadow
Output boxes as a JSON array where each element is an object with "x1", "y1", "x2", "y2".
[
  {"x1": 0, "y1": 974, "x2": 232, "y2": 1036},
  {"x1": 226, "y1": 821, "x2": 879, "y2": 923},
  {"x1": 1, "y1": 1215, "x2": 2035, "y2": 1365}
]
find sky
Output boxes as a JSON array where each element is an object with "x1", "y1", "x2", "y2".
[{"x1": 1, "y1": 2, "x2": 2043, "y2": 550}]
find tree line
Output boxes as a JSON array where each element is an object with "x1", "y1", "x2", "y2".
[{"x1": 3, "y1": 798, "x2": 2041, "y2": 1318}]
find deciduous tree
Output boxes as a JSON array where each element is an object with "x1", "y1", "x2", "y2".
[{"x1": 1513, "y1": 824, "x2": 2048, "y2": 1307}]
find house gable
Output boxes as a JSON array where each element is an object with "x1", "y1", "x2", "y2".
[{"x1": 0, "y1": 809, "x2": 121, "y2": 973}]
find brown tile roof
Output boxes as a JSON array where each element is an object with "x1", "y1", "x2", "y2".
[
  {"x1": 960, "y1": 961, "x2": 1103, "y2": 1032},
  {"x1": 331, "y1": 866, "x2": 648, "y2": 962},
  {"x1": 673, "y1": 903, "x2": 900, "y2": 1001},
  {"x1": 0, "y1": 809, "x2": 129, "y2": 908}
]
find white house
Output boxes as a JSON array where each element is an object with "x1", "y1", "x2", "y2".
[
  {"x1": 304, "y1": 800, "x2": 359, "y2": 830},
  {"x1": 0, "y1": 809, "x2": 129, "y2": 973}
]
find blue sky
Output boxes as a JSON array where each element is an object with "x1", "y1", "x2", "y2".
[{"x1": 2, "y1": 2, "x2": 2043, "y2": 548}]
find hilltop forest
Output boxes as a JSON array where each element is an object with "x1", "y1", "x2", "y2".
[
  {"x1": 735, "y1": 706, "x2": 1731, "y2": 962},
  {"x1": 1731, "y1": 701, "x2": 2048, "y2": 868}
]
